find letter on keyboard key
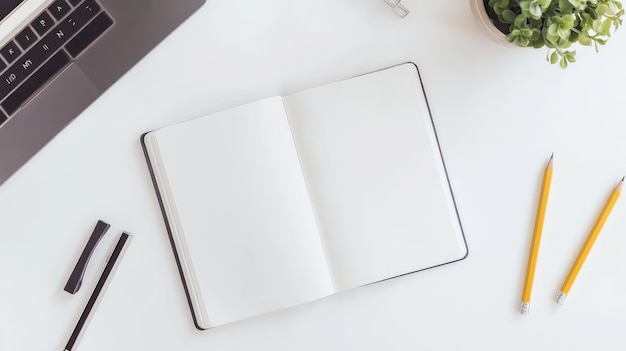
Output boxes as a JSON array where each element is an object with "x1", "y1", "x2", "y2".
[
  {"x1": 1, "y1": 51, "x2": 70, "y2": 115},
  {"x1": 49, "y1": 0, "x2": 72, "y2": 21},
  {"x1": 62, "y1": 0, "x2": 101, "y2": 37},
  {"x1": 1, "y1": 41, "x2": 22, "y2": 64},
  {"x1": 16, "y1": 27, "x2": 37, "y2": 50},
  {"x1": 80, "y1": 0, "x2": 100, "y2": 14},
  {"x1": 65, "y1": 12, "x2": 112, "y2": 58},
  {"x1": 32, "y1": 11, "x2": 55, "y2": 36}
]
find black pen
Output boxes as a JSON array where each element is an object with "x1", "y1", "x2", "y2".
[{"x1": 63, "y1": 232, "x2": 133, "y2": 351}]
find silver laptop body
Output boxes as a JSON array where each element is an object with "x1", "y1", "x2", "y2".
[{"x1": 0, "y1": 0, "x2": 205, "y2": 186}]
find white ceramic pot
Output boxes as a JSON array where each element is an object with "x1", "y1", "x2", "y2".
[{"x1": 470, "y1": 0, "x2": 519, "y2": 47}]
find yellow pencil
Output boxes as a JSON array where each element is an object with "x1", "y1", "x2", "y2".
[
  {"x1": 520, "y1": 154, "x2": 553, "y2": 315},
  {"x1": 556, "y1": 177, "x2": 624, "y2": 305}
]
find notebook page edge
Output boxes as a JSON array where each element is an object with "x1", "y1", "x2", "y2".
[
  {"x1": 142, "y1": 131, "x2": 213, "y2": 329},
  {"x1": 413, "y1": 65, "x2": 469, "y2": 262}
]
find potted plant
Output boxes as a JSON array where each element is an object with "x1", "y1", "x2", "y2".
[{"x1": 471, "y1": 0, "x2": 624, "y2": 68}]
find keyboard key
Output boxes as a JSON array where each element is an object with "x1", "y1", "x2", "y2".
[
  {"x1": 0, "y1": 59, "x2": 6, "y2": 72},
  {"x1": 41, "y1": 9, "x2": 91, "y2": 53},
  {"x1": 68, "y1": 0, "x2": 83, "y2": 6},
  {"x1": 0, "y1": 44, "x2": 57, "y2": 100},
  {"x1": 63, "y1": 0, "x2": 101, "y2": 35},
  {"x1": 0, "y1": 109, "x2": 7, "y2": 127},
  {"x1": 0, "y1": 3, "x2": 107, "y2": 102},
  {"x1": 1, "y1": 51, "x2": 70, "y2": 115},
  {"x1": 32, "y1": 11, "x2": 55, "y2": 36},
  {"x1": 66, "y1": 12, "x2": 112, "y2": 58},
  {"x1": 49, "y1": 0, "x2": 71, "y2": 21},
  {"x1": 0, "y1": 41, "x2": 22, "y2": 64},
  {"x1": 0, "y1": 58, "x2": 42, "y2": 103},
  {"x1": 15, "y1": 27, "x2": 37, "y2": 50},
  {"x1": 77, "y1": 0, "x2": 100, "y2": 19}
]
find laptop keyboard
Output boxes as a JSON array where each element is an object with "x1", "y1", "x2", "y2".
[{"x1": 0, "y1": 0, "x2": 113, "y2": 126}]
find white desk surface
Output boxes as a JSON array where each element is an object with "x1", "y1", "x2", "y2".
[{"x1": 1, "y1": 1, "x2": 626, "y2": 350}]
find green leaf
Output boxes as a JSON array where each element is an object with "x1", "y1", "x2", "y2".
[
  {"x1": 505, "y1": 33, "x2": 517, "y2": 42},
  {"x1": 531, "y1": 28, "x2": 541, "y2": 40},
  {"x1": 593, "y1": 18, "x2": 603, "y2": 32},
  {"x1": 568, "y1": 31, "x2": 579, "y2": 42},
  {"x1": 546, "y1": 32, "x2": 559, "y2": 42},
  {"x1": 539, "y1": 0, "x2": 552, "y2": 7},
  {"x1": 562, "y1": 14, "x2": 575, "y2": 27},
  {"x1": 533, "y1": 36, "x2": 546, "y2": 47},
  {"x1": 578, "y1": 33, "x2": 592, "y2": 45},
  {"x1": 557, "y1": 27, "x2": 571, "y2": 39},
  {"x1": 602, "y1": 18, "x2": 613, "y2": 35},
  {"x1": 530, "y1": 18, "x2": 543, "y2": 27},
  {"x1": 565, "y1": 52, "x2": 577, "y2": 62},
  {"x1": 559, "y1": 0, "x2": 574, "y2": 12},
  {"x1": 529, "y1": 3, "x2": 543, "y2": 19},
  {"x1": 560, "y1": 57, "x2": 569, "y2": 68},
  {"x1": 568, "y1": 0, "x2": 586, "y2": 10},
  {"x1": 520, "y1": 36, "x2": 531, "y2": 46},
  {"x1": 520, "y1": 0, "x2": 533, "y2": 17},
  {"x1": 514, "y1": 14, "x2": 528, "y2": 28},
  {"x1": 550, "y1": 51, "x2": 559, "y2": 63},
  {"x1": 548, "y1": 23, "x2": 559, "y2": 35},
  {"x1": 559, "y1": 38, "x2": 572, "y2": 47},
  {"x1": 503, "y1": 9, "x2": 517, "y2": 23}
]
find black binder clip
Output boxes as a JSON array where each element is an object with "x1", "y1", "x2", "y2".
[{"x1": 382, "y1": 0, "x2": 410, "y2": 18}]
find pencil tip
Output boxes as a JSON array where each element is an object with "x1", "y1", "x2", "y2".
[
  {"x1": 621, "y1": 176, "x2": 624, "y2": 182},
  {"x1": 556, "y1": 292, "x2": 567, "y2": 305},
  {"x1": 550, "y1": 153, "x2": 554, "y2": 159},
  {"x1": 520, "y1": 302, "x2": 530, "y2": 315}
]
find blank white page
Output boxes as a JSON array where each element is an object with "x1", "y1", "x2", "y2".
[
  {"x1": 150, "y1": 97, "x2": 334, "y2": 327},
  {"x1": 283, "y1": 64, "x2": 467, "y2": 291}
]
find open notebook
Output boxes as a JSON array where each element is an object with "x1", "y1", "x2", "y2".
[{"x1": 141, "y1": 63, "x2": 467, "y2": 329}]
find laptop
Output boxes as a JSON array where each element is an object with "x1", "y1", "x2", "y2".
[{"x1": 0, "y1": 0, "x2": 205, "y2": 186}]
